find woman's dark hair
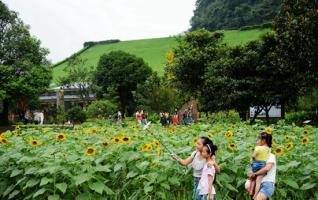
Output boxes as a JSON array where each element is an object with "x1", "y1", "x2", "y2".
[
  {"x1": 259, "y1": 132, "x2": 272, "y2": 148},
  {"x1": 200, "y1": 136, "x2": 211, "y2": 145},
  {"x1": 201, "y1": 136, "x2": 218, "y2": 156}
]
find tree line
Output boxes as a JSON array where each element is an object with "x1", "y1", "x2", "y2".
[{"x1": 190, "y1": 0, "x2": 282, "y2": 31}]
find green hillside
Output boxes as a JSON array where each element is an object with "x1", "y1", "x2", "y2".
[{"x1": 52, "y1": 29, "x2": 269, "y2": 84}]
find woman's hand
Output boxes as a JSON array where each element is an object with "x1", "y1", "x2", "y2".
[
  {"x1": 207, "y1": 157, "x2": 221, "y2": 173},
  {"x1": 171, "y1": 153, "x2": 180, "y2": 162},
  {"x1": 207, "y1": 159, "x2": 216, "y2": 168},
  {"x1": 248, "y1": 172, "x2": 257, "y2": 179}
]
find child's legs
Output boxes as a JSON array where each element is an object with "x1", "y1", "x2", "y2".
[
  {"x1": 200, "y1": 194, "x2": 208, "y2": 200},
  {"x1": 254, "y1": 175, "x2": 264, "y2": 198},
  {"x1": 248, "y1": 178, "x2": 256, "y2": 195}
]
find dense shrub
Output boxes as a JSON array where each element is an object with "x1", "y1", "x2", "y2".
[
  {"x1": 286, "y1": 111, "x2": 318, "y2": 126},
  {"x1": 66, "y1": 106, "x2": 87, "y2": 123},
  {"x1": 208, "y1": 110, "x2": 241, "y2": 124},
  {"x1": 83, "y1": 39, "x2": 120, "y2": 48},
  {"x1": 86, "y1": 100, "x2": 117, "y2": 119}
]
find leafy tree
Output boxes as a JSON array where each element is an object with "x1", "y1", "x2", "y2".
[
  {"x1": 86, "y1": 100, "x2": 117, "y2": 119},
  {"x1": 0, "y1": 2, "x2": 51, "y2": 125},
  {"x1": 165, "y1": 29, "x2": 224, "y2": 97},
  {"x1": 274, "y1": 0, "x2": 318, "y2": 93},
  {"x1": 59, "y1": 56, "x2": 94, "y2": 105},
  {"x1": 297, "y1": 87, "x2": 318, "y2": 112},
  {"x1": 94, "y1": 51, "x2": 152, "y2": 116},
  {"x1": 203, "y1": 32, "x2": 297, "y2": 124},
  {"x1": 66, "y1": 106, "x2": 86, "y2": 123},
  {"x1": 133, "y1": 72, "x2": 182, "y2": 113},
  {"x1": 191, "y1": 0, "x2": 282, "y2": 31}
]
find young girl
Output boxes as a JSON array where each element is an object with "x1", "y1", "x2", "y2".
[
  {"x1": 249, "y1": 132, "x2": 272, "y2": 199},
  {"x1": 197, "y1": 143, "x2": 217, "y2": 200},
  {"x1": 172, "y1": 137, "x2": 221, "y2": 200},
  {"x1": 172, "y1": 113, "x2": 179, "y2": 126}
]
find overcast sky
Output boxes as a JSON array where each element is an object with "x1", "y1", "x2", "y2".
[{"x1": 3, "y1": 0, "x2": 196, "y2": 63}]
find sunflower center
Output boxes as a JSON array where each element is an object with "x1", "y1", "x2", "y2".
[
  {"x1": 123, "y1": 138, "x2": 128, "y2": 141},
  {"x1": 87, "y1": 149, "x2": 94, "y2": 154},
  {"x1": 58, "y1": 135, "x2": 64, "y2": 139}
]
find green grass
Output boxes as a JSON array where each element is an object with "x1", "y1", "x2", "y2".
[{"x1": 52, "y1": 29, "x2": 269, "y2": 84}]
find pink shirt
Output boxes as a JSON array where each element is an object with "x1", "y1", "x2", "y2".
[{"x1": 197, "y1": 163, "x2": 216, "y2": 195}]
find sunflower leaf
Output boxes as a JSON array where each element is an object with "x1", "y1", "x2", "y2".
[
  {"x1": 283, "y1": 179, "x2": 299, "y2": 189},
  {"x1": 89, "y1": 181, "x2": 105, "y2": 194},
  {"x1": 300, "y1": 182, "x2": 317, "y2": 190},
  {"x1": 56, "y1": 183, "x2": 67, "y2": 194}
]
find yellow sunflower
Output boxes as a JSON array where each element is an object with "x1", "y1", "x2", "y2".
[
  {"x1": 274, "y1": 147, "x2": 284, "y2": 156},
  {"x1": 43, "y1": 129, "x2": 49, "y2": 134},
  {"x1": 91, "y1": 129, "x2": 97, "y2": 134},
  {"x1": 285, "y1": 142, "x2": 294, "y2": 151},
  {"x1": 225, "y1": 131, "x2": 233, "y2": 139},
  {"x1": 265, "y1": 127, "x2": 272, "y2": 134},
  {"x1": 192, "y1": 138, "x2": 198, "y2": 145},
  {"x1": 0, "y1": 132, "x2": 7, "y2": 137},
  {"x1": 156, "y1": 148, "x2": 161, "y2": 156},
  {"x1": 101, "y1": 141, "x2": 109, "y2": 148},
  {"x1": 228, "y1": 143, "x2": 236, "y2": 150},
  {"x1": 215, "y1": 127, "x2": 221, "y2": 133},
  {"x1": 15, "y1": 125, "x2": 21, "y2": 131},
  {"x1": 146, "y1": 144, "x2": 153, "y2": 151},
  {"x1": 207, "y1": 131, "x2": 213, "y2": 138},
  {"x1": 283, "y1": 135, "x2": 290, "y2": 142},
  {"x1": 141, "y1": 145, "x2": 147, "y2": 152},
  {"x1": 121, "y1": 136, "x2": 131, "y2": 144},
  {"x1": 113, "y1": 137, "x2": 121, "y2": 144},
  {"x1": 301, "y1": 137, "x2": 310, "y2": 145},
  {"x1": 153, "y1": 139, "x2": 160, "y2": 147},
  {"x1": 56, "y1": 133, "x2": 66, "y2": 142},
  {"x1": 85, "y1": 146, "x2": 96, "y2": 156},
  {"x1": 141, "y1": 144, "x2": 153, "y2": 152},
  {"x1": 303, "y1": 130, "x2": 308, "y2": 135},
  {"x1": 0, "y1": 137, "x2": 9, "y2": 144},
  {"x1": 30, "y1": 139, "x2": 41, "y2": 147}
]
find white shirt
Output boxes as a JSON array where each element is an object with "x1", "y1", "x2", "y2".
[
  {"x1": 191, "y1": 151, "x2": 206, "y2": 177},
  {"x1": 198, "y1": 164, "x2": 216, "y2": 195},
  {"x1": 262, "y1": 153, "x2": 276, "y2": 183}
]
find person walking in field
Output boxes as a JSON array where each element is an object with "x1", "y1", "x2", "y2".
[
  {"x1": 172, "y1": 112, "x2": 179, "y2": 126},
  {"x1": 39, "y1": 110, "x2": 44, "y2": 125}
]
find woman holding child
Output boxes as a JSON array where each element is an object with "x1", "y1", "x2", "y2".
[
  {"x1": 246, "y1": 131, "x2": 276, "y2": 200},
  {"x1": 173, "y1": 137, "x2": 221, "y2": 200}
]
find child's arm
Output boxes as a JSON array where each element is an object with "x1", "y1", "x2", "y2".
[{"x1": 208, "y1": 174, "x2": 214, "y2": 200}]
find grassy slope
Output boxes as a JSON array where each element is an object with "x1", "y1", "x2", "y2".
[{"x1": 52, "y1": 29, "x2": 269, "y2": 84}]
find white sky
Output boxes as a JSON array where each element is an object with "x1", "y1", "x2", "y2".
[{"x1": 3, "y1": 0, "x2": 196, "y2": 63}]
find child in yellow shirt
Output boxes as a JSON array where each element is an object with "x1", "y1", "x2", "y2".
[{"x1": 248, "y1": 132, "x2": 272, "y2": 199}]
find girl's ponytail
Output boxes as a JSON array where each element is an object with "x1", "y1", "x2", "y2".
[{"x1": 260, "y1": 132, "x2": 272, "y2": 148}]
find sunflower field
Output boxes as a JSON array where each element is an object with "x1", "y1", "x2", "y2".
[{"x1": 0, "y1": 120, "x2": 317, "y2": 200}]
